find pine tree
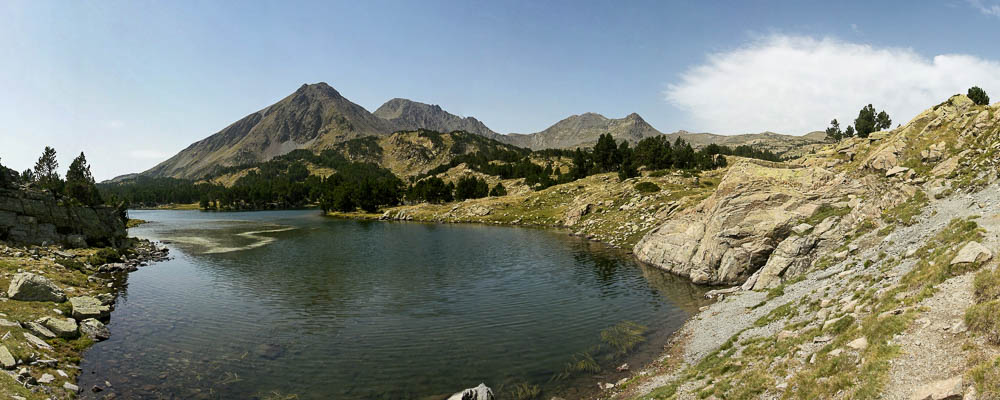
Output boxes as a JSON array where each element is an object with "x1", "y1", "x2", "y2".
[
  {"x1": 825, "y1": 119, "x2": 843, "y2": 141},
  {"x1": 844, "y1": 125, "x2": 856, "y2": 138},
  {"x1": 66, "y1": 152, "x2": 101, "y2": 205},
  {"x1": 875, "y1": 111, "x2": 892, "y2": 131},
  {"x1": 489, "y1": 182, "x2": 507, "y2": 196},
  {"x1": 33, "y1": 146, "x2": 62, "y2": 192},
  {"x1": 854, "y1": 104, "x2": 877, "y2": 138},
  {"x1": 968, "y1": 86, "x2": 990, "y2": 106}
]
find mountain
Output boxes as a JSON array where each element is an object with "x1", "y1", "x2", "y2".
[
  {"x1": 374, "y1": 98, "x2": 500, "y2": 139},
  {"x1": 143, "y1": 83, "x2": 393, "y2": 179},
  {"x1": 665, "y1": 130, "x2": 828, "y2": 157},
  {"x1": 136, "y1": 82, "x2": 827, "y2": 180},
  {"x1": 500, "y1": 112, "x2": 662, "y2": 150}
]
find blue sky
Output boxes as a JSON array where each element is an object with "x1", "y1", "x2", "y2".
[{"x1": 2, "y1": 1, "x2": 1000, "y2": 180}]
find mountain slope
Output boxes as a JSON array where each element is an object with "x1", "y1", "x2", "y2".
[
  {"x1": 374, "y1": 98, "x2": 500, "y2": 139},
  {"x1": 137, "y1": 82, "x2": 827, "y2": 180},
  {"x1": 143, "y1": 83, "x2": 393, "y2": 179},
  {"x1": 501, "y1": 112, "x2": 662, "y2": 150}
]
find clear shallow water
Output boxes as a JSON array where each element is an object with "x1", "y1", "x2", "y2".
[{"x1": 79, "y1": 210, "x2": 709, "y2": 399}]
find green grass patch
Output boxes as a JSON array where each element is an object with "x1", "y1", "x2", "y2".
[
  {"x1": 882, "y1": 190, "x2": 928, "y2": 226},
  {"x1": 804, "y1": 204, "x2": 851, "y2": 226},
  {"x1": 754, "y1": 302, "x2": 798, "y2": 327},
  {"x1": 634, "y1": 181, "x2": 661, "y2": 193}
]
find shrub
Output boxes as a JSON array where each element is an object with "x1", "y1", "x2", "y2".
[
  {"x1": 56, "y1": 258, "x2": 88, "y2": 272},
  {"x1": 489, "y1": 182, "x2": 507, "y2": 197},
  {"x1": 634, "y1": 181, "x2": 660, "y2": 193},
  {"x1": 973, "y1": 268, "x2": 1000, "y2": 303},
  {"x1": 966, "y1": 300, "x2": 1000, "y2": 344},
  {"x1": 969, "y1": 86, "x2": 990, "y2": 106},
  {"x1": 87, "y1": 247, "x2": 122, "y2": 266}
]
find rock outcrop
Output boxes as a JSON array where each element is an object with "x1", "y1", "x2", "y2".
[
  {"x1": 0, "y1": 188, "x2": 126, "y2": 247},
  {"x1": 634, "y1": 160, "x2": 844, "y2": 285}
]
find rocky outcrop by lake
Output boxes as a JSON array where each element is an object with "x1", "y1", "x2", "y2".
[{"x1": 0, "y1": 188, "x2": 126, "y2": 248}]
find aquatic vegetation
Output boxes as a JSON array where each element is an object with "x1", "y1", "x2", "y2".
[
  {"x1": 601, "y1": 321, "x2": 648, "y2": 355},
  {"x1": 507, "y1": 382, "x2": 542, "y2": 400}
]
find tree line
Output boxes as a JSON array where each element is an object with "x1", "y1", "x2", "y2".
[
  {"x1": 96, "y1": 130, "x2": 781, "y2": 213},
  {"x1": 1, "y1": 147, "x2": 102, "y2": 206}
]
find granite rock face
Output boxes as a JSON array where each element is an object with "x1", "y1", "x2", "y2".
[
  {"x1": 634, "y1": 160, "x2": 844, "y2": 285},
  {"x1": 0, "y1": 188, "x2": 125, "y2": 247}
]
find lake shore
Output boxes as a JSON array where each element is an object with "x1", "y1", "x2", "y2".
[{"x1": 0, "y1": 239, "x2": 168, "y2": 399}]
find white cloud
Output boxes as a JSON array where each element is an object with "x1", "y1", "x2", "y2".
[
  {"x1": 107, "y1": 120, "x2": 125, "y2": 129},
  {"x1": 128, "y1": 149, "x2": 170, "y2": 160},
  {"x1": 968, "y1": 0, "x2": 1000, "y2": 16},
  {"x1": 665, "y1": 35, "x2": 1000, "y2": 134}
]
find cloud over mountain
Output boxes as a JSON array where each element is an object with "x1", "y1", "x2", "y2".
[{"x1": 666, "y1": 35, "x2": 1000, "y2": 134}]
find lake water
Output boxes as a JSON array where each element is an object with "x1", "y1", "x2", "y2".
[{"x1": 78, "y1": 210, "x2": 709, "y2": 399}]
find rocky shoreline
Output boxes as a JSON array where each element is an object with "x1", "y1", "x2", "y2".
[{"x1": 0, "y1": 239, "x2": 168, "y2": 399}]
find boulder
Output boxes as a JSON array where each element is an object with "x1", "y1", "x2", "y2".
[
  {"x1": 752, "y1": 235, "x2": 817, "y2": 290},
  {"x1": 564, "y1": 203, "x2": 592, "y2": 227},
  {"x1": 6, "y1": 273, "x2": 66, "y2": 302},
  {"x1": 24, "y1": 321, "x2": 56, "y2": 339},
  {"x1": 69, "y1": 296, "x2": 111, "y2": 320},
  {"x1": 22, "y1": 332, "x2": 52, "y2": 350},
  {"x1": 951, "y1": 241, "x2": 993, "y2": 265},
  {"x1": 0, "y1": 345, "x2": 15, "y2": 369},
  {"x1": 885, "y1": 166, "x2": 910, "y2": 178},
  {"x1": 847, "y1": 337, "x2": 868, "y2": 351},
  {"x1": 37, "y1": 316, "x2": 79, "y2": 339},
  {"x1": 447, "y1": 383, "x2": 494, "y2": 400},
  {"x1": 910, "y1": 376, "x2": 963, "y2": 400},
  {"x1": 921, "y1": 142, "x2": 946, "y2": 162},
  {"x1": 79, "y1": 318, "x2": 110, "y2": 341}
]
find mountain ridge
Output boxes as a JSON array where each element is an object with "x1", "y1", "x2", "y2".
[{"x1": 133, "y1": 82, "x2": 826, "y2": 180}]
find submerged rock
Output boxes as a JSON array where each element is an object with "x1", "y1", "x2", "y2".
[{"x1": 7, "y1": 272, "x2": 66, "y2": 302}]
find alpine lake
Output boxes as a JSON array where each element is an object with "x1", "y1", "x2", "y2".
[{"x1": 77, "y1": 209, "x2": 710, "y2": 399}]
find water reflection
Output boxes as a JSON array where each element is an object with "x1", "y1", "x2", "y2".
[{"x1": 79, "y1": 210, "x2": 710, "y2": 400}]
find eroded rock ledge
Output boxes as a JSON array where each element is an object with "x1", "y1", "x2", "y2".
[{"x1": 0, "y1": 188, "x2": 126, "y2": 248}]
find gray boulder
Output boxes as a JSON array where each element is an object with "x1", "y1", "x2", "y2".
[
  {"x1": 7, "y1": 273, "x2": 65, "y2": 302},
  {"x1": 447, "y1": 383, "x2": 494, "y2": 400},
  {"x1": 24, "y1": 321, "x2": 56, "y2": 339},
  {"x1": 79, "y1": 318, "x2": 110, "y2": 341},
  {"x1": 951, "y1": 241, "x2": 993, "y2": 265},
  {"x1": 0, "y1": 345, "x2": 15, "y2": 369},
  {"x1": 69, "y1": 296, "x2": 110, "y2": 320},
  {"x1": 37, "y1": 316, "x2": 79, "y2": 339}
]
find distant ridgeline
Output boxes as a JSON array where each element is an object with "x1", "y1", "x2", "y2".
[{"x1": 98, "y1": 129, "x2": 781, "y2": 213}]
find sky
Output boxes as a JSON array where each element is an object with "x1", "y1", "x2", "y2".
[{"x1": 2, "y1": 1, "x2": 1000, "y2": 180}]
